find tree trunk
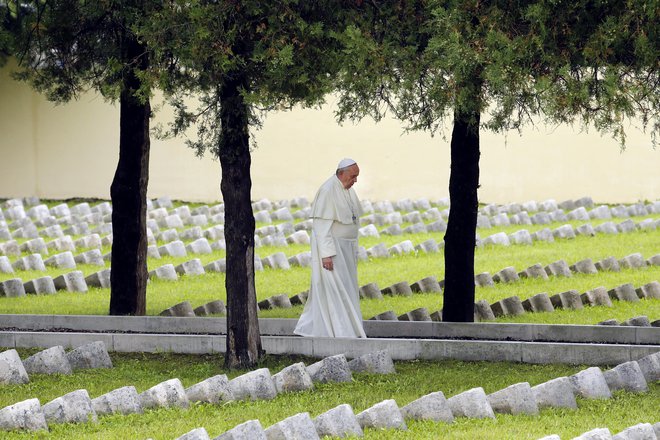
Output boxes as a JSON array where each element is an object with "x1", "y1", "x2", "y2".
[
  {"x1": 442, "y1": 107, "x2": 480, "y2": 322},
  {"x1": 219, "y1": 72, "x2": 263, "y2": 369},
  {"x1": 109, "y1": 28, "x2": 150, "y2": 316}
]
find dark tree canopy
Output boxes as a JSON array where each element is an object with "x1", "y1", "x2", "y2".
[
  {"x1": 143, "y1": 0, "x2": 355, "y2": 368},
  {"x1": 11, "y1": 0, "x2": 163, "y2": 316},
  {"x1": 334, "y1": 0, "x2": 659, "y2": 321}
]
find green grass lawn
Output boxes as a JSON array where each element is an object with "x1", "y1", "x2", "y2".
[
  {"x1": 1, "y1": 200, "x2": 659, "y2": 439},
  {"x1": 0, "y1": 351, "x2": 657, "y2": 440},
  {"x1": 1, "y1": 212, "x2": 659, "y2": 324}
]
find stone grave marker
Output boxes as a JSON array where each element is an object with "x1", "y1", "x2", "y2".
[
  {"x1": 228, "y1": 368, "x2": 278, "y2": 401},
  {"x1": 447, "y1": 387, "x2": 495, "y2": 419},
  {"x1": 289, "y1": 291, "x2": 308, "y2": 305},
  {"x1": 492, "y1": 266, "x2": 519, "y2": 283},
  {"x1": 521, "y1": 292, "x2": 554, "y2": 313},
  {"x1": 552, "y1": 224, "x2": 575, "y2": 239},
  {"x1": 314, "y1": 404, "x2": 363, "y2": 438},
  {"x1": 544, "y1": 260, "x2": 572, "y2": 277},
  {"x1": 357, "y1": 399, "x2": 407, "y2": 431},
  {"x1": 487, "y1": 382, "x2": 539, "y2": 415},
  {"x1": 570, "y1": 258, "x2": 598, "y2": 275},
  {"x1": 74, "y1": 249, "x2": 105, "y2": 266},
  {"x1": 160, "y1": 301, "x2": 195, "y2": 317},
  {"x1": 401, "y1": 391, "x2": 454, "y2": 423},
  {"x1": 272, "y1": 362, "x2": 314, "y2": 393},
  {"x1": 575, "y1": 223, "x2": 596, "y2": 237},
  {"x1": 382, "y1": 224, "x2": 403, "y2": 236},
  {"x1": 474, "y1": 300, "x2": 496, "y2": 321},
  {"x1": 359, "y1": 283, "x2": 383, "y2": 299},
  {"x1": 13, "y1": 254, "x2": 46, "y2": 271},
  {"x1": 180, "y1": 226, "x2": 203, "y2": 241},
  {"x1": 158, "y1": 228, "x2": 179, "y2": 242},
  {"x1": 550, "y1": 290, "x2": 584, "y2": 310},
  {"x1": 531, "y1": 376, "x2": 577, "y2": 409},
  {"x1": 0, "y1": 256, "x2": 14, "y2": 274},
  {"x1": 85, "y1": 269, "x2": 111, "y2": 289},
  {"x1": 567, "y1": 207, "x2": 590, "y2": 221},
  {"x1": 186, "y1": 238, "x2": 214, "y2": 255},
  {"x1": 20, "y1": 237, "x2": 48, "y2": 254},
  {"x1": 0, "y1": 349, "x2": 29, "y2": 385},
  {"x1": 158, "y1": 240, "x2": 187, "y2": 258},
  {"x1": 483, "y1": 232, "x2": 510, "y2": 246},
  {"x1": 491, "y1": 296, "x2": 525, "y2": 317},
  {"x1": 636, "y1": 352, "x2": 660, "y2": 382},
  {"x1": 44, "y1": 251, "x2": 76, "y2": 269},
  {"x1": 595, "y1": 221, "x2": 618, "y2": 234},
  {"x1": 399, "y1": 307, "x2": 432, "y2": 321},
  {"x1": 176, "y1": 427, "x2": 210, "y2": 440},
  {"x1": 264, "y1": 413, "x2": 319, "y2": 440},
  {"x1": 616, "y1": 219, "x2": 636, "y2": 233},
  {"x1": 635, "y1": 281, "x2": 660, "y2": 299},
  {"x1": 532, "y1": 228, "x2": 554, "y2": 242},
  {"x1": 185, "y1": 374, "x2": 233, "y2": 404},
  {"x1": 602, "y1": 361, "x2": 648, "y2": 393},
  {"x1": 569, "y1": 367, "x2": 612, "y2": 399},
  {"x1": 619, "y1": 253, "x2": 646, "y2": 269},
  {"x1": 23, "y1": 276, "x2": 56, "y2": 295},
  {"x1": 92, "y1": 385, "x2": 143, "y2": 416},
  {"x1": 193, "y1": 300, "x2": 226, "y2": 316},
  {"x1": 348, "y1": 350, "x2": 395, "y2": 374},
  {"x1": 0, "y1": 278, "x2": 26, "y2": 297},
  {"x1": 509, "y1": 229, "x2": 533, "y2": 245},
  {"x1": 613, "y1": 423, "x2": 656, "y2": 440},
  {"x1": 47, "y1": 236, "x2": 76, "y2": 252},
  {"x1": 474, "y1": 272, "x2": 494, "y2": 287},
  {"x1": 581, "y1": 287, "x2": 613, "y2": 307},
  {"x1": 411, "y1": 276, "x2": 442, "y2": 293},
  {"x1": 175, "y1": 259, "x2": 205, "y2": 276},
  {"x1": 415, "y1": 238, "x2": 440, "y2": 254},
  {"x1": 381, "y1": 281, "x2": 413, "y2": 296},
  {"x1": 589, "y1": 205, "x2": 612, "y2": 220},
  {"x1": 140, "y1": 378, "x2": 189, "y2": 409},
  {"x1": 518, "y1": 263, "x2": 549, "y2": 280},
  {"x1": 67, "y1": 341, "x2": 113, "y2": 370},
  {"x1": 370, "y1": 310, "x2": 398, "y2": 320},
  {"x1": 23, "y1": 346, "x2": 73, "y2": 375},
  {"x1": 149, "y1": 264, "x2": 178, "y2": 281},
  {"x1": 0, "y1": 398, "x2": 47, "y2": 431},
  {"x1": 595, "y1": 256, "x2": 621, "y2": 272},
  {"x1": 306, "y1": 354, "x2": 352, "y2": 383},
  {"x1": 43, "y1": 389, "x2": 98, "y2": 424},
  {"x1": 608, "y1": 283, "x2": 639, "y2": 302},
  {"x1": 621, "y1": 316, "x2": 651, "y2": 327},
  {"x1": 53, "y1": 271, "x2": 88, "y2": 292},
  {"x1": 366, "y1": 243, "x2": 389, "y2": 258}
]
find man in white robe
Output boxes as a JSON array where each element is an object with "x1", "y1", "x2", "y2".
[{"x1": 293, "y1": 158, "x2": 367, "y2": 338}]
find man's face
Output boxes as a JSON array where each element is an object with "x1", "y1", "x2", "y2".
[{"x1": 338, "y1": 164, "x2": 359, "y2": 189}]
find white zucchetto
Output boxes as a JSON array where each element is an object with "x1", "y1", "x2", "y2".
[{"x1": 336, "y1": 158, "x2": 356, "y2": 170}]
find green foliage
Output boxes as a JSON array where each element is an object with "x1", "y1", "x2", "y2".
[
  {"x1": 143, "y1": 0, "x2": 355, "y2": 156},
  {"x1": 9, "y1": 0, "x2": 159, "y2": 103},
  {"x1": 335, "y1": 0, "x2": 660, "y2": 145}
]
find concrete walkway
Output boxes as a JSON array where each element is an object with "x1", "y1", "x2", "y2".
[{"x1": 1, "y1": 315, "x2": 658, "y2": 366}]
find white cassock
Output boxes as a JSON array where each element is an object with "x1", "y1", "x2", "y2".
[{"x1": 293, "y1": 174, "x2": 367, "y2": 338}]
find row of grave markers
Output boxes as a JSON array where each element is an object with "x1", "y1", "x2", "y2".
[
  {"x1": 0, "y1": 346, "x2": 395, "y2": 433},
  {"x1": 170, "y1": 351, "x2": 660, "y2": 440},
  {"x1": 152, "y1": 250, "x2": 660, "y2": 320},
  {"x1": 6, "y1": 342, "x2": 654, "y2": 439},
  {"x1": 2, "y1": 195, "x2": 659, "y2": 255}
]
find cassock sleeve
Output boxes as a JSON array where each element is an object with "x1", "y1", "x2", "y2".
[{"x1": 313, "y1": 218, "x2": 336, "y2": 258}]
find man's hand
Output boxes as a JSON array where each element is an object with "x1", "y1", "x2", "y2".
[{"x1": 322, "y1": 257, "x2": 334, "y2": 271}]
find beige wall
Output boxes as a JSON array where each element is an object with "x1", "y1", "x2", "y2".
[{"x1": 2, "y1": 64, "x2": 658, "y2": 204}]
